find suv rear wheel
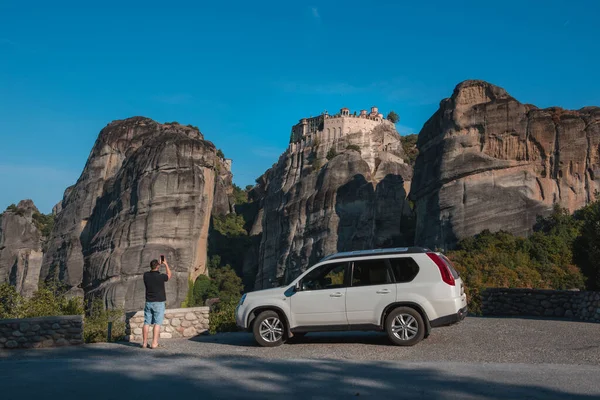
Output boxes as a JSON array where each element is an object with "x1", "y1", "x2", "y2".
[
  {"x1": 253, "y1": 310, "x2": 285, "y2": 347},
  {"x1": 385, "y1": 307, "x2": 425, "y2": 346}
]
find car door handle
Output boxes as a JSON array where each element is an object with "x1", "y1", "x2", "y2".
[
  {"x1": 376, "y1": 289, "x2": 391, "y2": 294},
  {"x1": 330, "y1": 292, "x2": 343, "y2": 297}
]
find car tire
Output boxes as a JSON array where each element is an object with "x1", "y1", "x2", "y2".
[
  {"x1": 385, "y1": 307, "x2": 425, "y2": 346},
  {"x1": 252, "y1": 310, "x2": 286, "y2": 347}
]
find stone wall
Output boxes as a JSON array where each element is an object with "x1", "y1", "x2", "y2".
[
  {"x1": 0, "y1": 315, "x2": 83, "y2": 349},
  {"x1": 126, "y1": 306, "x2": 209, "y2": 342},
  {"x1": 482, "y1": 288, "x2": 600, "y2": 322}
]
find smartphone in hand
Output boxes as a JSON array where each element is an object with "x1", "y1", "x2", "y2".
[{"x1": 160, "y1": 255, "x2": 165, "y2": 264}]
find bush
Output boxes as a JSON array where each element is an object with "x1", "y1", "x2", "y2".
[
  {"x1": 83, "y1": 299, "x2": 126, "y2": 343},
  {"x1": 0, "y1": 281, "x2": 84, "y2": 319},
  {"x1": 209, "y1": 300, "x2": 238, "y2": 334},
  {"x1": 326, "y1": 148, "x2": 337, "y2": 160},
  {"x1": 0, "y1": 283, "x2": 24, "y2": 319},
  {"x1": 573, "y1": 198, "x2": 600, "y2": 290},
  {"x1": 232, "y1": 184, "x2": 248, "y2": 205},
  {"x1": 448, "y1": 207, "x2": 586, "y2": 315},
  {"x1": 217, "y1": 149, "x2": 225, "y2": 159},
  {"x1": 401, "y1": 134, "x2": 419, "y2": 166},
  {"x1": 346, "y1": 144, "x2": 361, "y2": 153},
  {"x1": 183, "y1": 258, "x2": 243, "y2": 310},
  {"x1": 32, "y1": 212, "x2": 54, "y2": 238}
]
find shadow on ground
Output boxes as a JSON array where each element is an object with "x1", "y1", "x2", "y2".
[
  {"x1": 1, "y1": 343, "x2": 599, "y2": 400},
  {"x1": 188, "y1": 330, "x2": 394, "y2": 347}
]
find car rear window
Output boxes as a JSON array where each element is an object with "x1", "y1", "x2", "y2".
[{"x1": 388, "y1": 257, "x2": 419, "y2": 283}]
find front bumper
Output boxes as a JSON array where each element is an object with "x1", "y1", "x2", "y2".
[{"x1": 430, "y1": 306, "x2": 468, "y2": 328}]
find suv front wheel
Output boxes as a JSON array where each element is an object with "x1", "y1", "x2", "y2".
[
  {"x1": 385, "y1": 307, "x2": 425, "y2": 346},
  {"x1": 252, "y1": 310, "x2": 285, "y2": 347}
]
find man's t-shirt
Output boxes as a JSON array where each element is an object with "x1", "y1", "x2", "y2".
[{"x1": 143, "y1": 270, "x2": 169, "y2": 302}]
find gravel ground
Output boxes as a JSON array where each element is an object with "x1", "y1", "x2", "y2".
[
  {"x1": 4, "y1": 316, "x2": 597, "y2": 365},
  {"x1": 140, "y1": 316, "x2": 600, "y2": 365},
  {"x1": 2, "y1": 317, "x2": 600, "y2": 399}
]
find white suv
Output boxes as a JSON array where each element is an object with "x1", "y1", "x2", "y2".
[{"x1": 235, "y1": 247, "x2": 468, "y2": 347}]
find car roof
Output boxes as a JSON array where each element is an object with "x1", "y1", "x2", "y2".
[{"x1": 319, "y1": 247, "x2": 432, "y2": 263}]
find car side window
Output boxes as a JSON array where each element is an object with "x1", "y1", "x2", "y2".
[
  {"x1": 351, "y1": 259, "x2": 392, "y2": 287},
  {"x1": 301, "y1": 262, "x2": 347, "y2": 291},
  {"x1": 389, "y1": 257, "x2": 420, "y2": 283}
]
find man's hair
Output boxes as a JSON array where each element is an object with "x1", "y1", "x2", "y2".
[{"x1": 150, "y1": 259, "x2": 160, "y2": 270}]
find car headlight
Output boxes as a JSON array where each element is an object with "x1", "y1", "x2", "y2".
[{"x1": 239, "y1": 293, "x2": 247, "y2": 306}]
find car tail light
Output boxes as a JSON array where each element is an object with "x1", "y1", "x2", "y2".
[{"x1": 427, "y1": 252, "x2": 455, "y2": 286}]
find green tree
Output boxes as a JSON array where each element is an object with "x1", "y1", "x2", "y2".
[
  {"x1": 386, "y1": 111, "x2": 399, "y2": 123},
  {"x1": 401, "y1": 134, "x2": 419, "y2": 166},
  {"x1": 573, "y1": 199, "x2": 600, "y2": 290},
  {"x1": 232, "y1": 184, "x2": 248, "y2": 205},
  {"x1": 193, "y1": 274, "x2": 218, "y2": 305},
  {"x1": 217, "y1": 149, "x2": 225, "y2": 159}
]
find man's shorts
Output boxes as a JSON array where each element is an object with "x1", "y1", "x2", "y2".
[{"x1": 144, "y1": 301, "x2": 166, "y2": 325}]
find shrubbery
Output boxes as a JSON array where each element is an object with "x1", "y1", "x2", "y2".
[
  {"x1": 0, "y1": 282, "x2": 125, "y2": 343},
  {"x1": 183, "y1": 256, "x2": 244, "y2": 333},
  {"x1": 346, "y1": 144, "x2": 361, "y2": 153},
  {"x1": 0, "y1": 281, "x2": 84, "y2": 319},
  {"x1": 448, "y1": 205, "x2": 589, "y2": 314},
  {"x1": 401, "y1": 134, "x2": 418, "y2": 166},
  {"x1": 83, "y1": 299, "x2": 126, "y2": 343}
]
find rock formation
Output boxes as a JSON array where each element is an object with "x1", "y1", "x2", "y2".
[
  {"x1": 410, "y1": 80, "x2": 600, "y2": 250},
  {"x1": 0, "y1": 200, "x2": 45, "y2": 297},
  {"x1": 245, "y1": 124, "x2": 414, "y2": 290},
  {"x1": 41, "y1": 117, "x2": 226, "y2": 311}
]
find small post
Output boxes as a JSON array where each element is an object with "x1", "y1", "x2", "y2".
[{"x1": 107, "y1": 321, "x2": 113, "y2": 342}]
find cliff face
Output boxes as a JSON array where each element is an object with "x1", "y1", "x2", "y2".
[
  {"x1": 411, "y1": 80, "x2": 600, "y2": 250},
  {"x1": 245, "y1": 125, "x2": 414, "y2": 290},
  {"x1": 41, "y1": 117, "x2": 221, "y2": 311},
  {"x1": 0, "y1": 200, "x2": 44, "y2": 297}
]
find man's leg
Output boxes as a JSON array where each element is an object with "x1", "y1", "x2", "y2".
[
  {"x1": 151, "y1": 302, "x2": 165, "y2": 348},
  {"x1": 151, "y1": 324, "x2": 160, "y2": 348},
  {"x1": 142, "y1": 325, "x2": 149, "y2": 348},
  {"x1": 142, "y1": 302, "x2": 151, "y2": 348}
]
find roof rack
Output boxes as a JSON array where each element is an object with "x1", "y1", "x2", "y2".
[{"x1": 319, "y1": 247, "x2": 432, "y2": 263}]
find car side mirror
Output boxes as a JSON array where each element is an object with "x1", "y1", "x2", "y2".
[{"x1": 295, "y1": 281, "x2": 302, "y2": 292}]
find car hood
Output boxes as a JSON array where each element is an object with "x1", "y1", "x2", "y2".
[{"x1": 245, "y1": 286, "x2": 290, "y2": 299}]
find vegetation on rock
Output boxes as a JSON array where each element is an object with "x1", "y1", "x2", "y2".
[
  {"x1": 346, "y1": 144, "x2": 361, "y2": 153},
  {"x1": 401, "y1": 134, "x2": 418, "y2": 166},
  {"x1": 326, "y1": 148, "x2": 337, "y2": 160},
  {"x1": 232, "y1": 184, "x2": 248, "y2": 205}
]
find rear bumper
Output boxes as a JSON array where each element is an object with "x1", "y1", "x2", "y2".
[{"x1": 430, "y1": 306, "x2": 468, "y2": 328}]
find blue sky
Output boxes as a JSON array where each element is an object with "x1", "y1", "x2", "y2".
[{"x1": 1, "y1": 0, "x2": 599, "y2": 214}]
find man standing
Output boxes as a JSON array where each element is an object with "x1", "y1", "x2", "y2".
[{"x1": 142, "y1": 257, "x2": 172, "y2": 349}]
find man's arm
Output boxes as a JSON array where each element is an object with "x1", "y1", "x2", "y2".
[{"x1": 163, "y1": 260, "x2": 172, "y2": 281}]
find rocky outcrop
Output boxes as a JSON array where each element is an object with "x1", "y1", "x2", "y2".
[
  {"x1": 411, "y1": 80, "x2": 600, "y2": 250},
  {"x1": 245, "y1": 125, "x2": 414, "y2": 290},
  {"x1": 0, "y1": 200, "x2": 44, "y2": 297},
  {"x1": 41, "y1": 118, "x2": 221, "y2": 311},
  {"x1": 212, "y1": 158, "x2": 234, "y2": 216}
]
